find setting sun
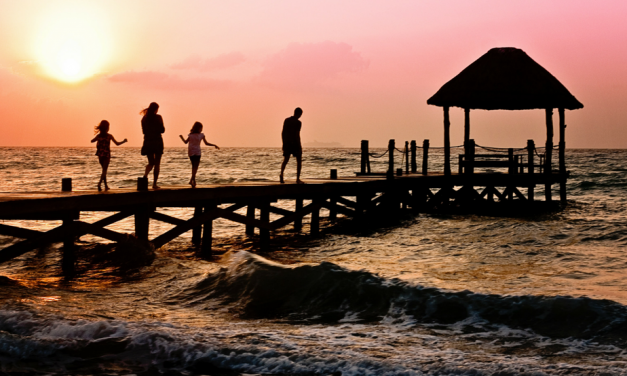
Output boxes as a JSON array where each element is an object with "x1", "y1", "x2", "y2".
[{"x1": 33, "y1": 4, "x2": 111, "y2": 83}]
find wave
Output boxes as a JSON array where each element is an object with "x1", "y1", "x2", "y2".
[{"x1": 176, "y1": 251, "x2": 627, "y2": 341}]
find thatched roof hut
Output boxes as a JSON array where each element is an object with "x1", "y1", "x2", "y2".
[
  {"x1": 427, "y1": 47, "x2": 583, "y2": 110},
  {"x1": 426, "y1": 47, "x2": 582, "y2": 203}
]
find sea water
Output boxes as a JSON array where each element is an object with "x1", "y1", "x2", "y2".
[{"x1": 0, "y1": 147, "x2": 626, "y2": 375}]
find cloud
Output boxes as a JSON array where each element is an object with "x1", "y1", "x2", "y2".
[
  {"x1": 108, "y1": 70, "x2": 232, "y2": 90},
  {"x1": 171, "y1": 52, "x2": 246, "y2": 71},
  {"x1": 255, "y1": 41, "x2": 369, "y2": 87}
]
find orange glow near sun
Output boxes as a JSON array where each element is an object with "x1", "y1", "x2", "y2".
[{"x1": 33, "y1": 4, "x2": 112, "y2": 83}]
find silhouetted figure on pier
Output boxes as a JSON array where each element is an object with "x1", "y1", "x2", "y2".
[
  {"x1": 280, "y1": 107, "x2": 303, "y2": 184},
  {"x1": 91, "y1": 120, "x2": 127, "y2": 191},
  {"x1": 179, "y1": 122, "x2": 219, "y2": 188},
  {"x1": 140, "y1": 102, "x2": 165, "y2": 189}
]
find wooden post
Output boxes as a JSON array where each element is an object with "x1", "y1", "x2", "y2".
[
  {"x1": 387, "y1": 139, "x2": 395, "y2": 180},
  {"x1": 62, "y1": 214, "x2": 76, "y2": 275},
  {"x1": 405, "y1": 141, "x2": 409, "y2": 174},
  {"x1": 559, "y1": 108, "x2": 567, "y2": 204},
  {"x1": 294, "y1": 198, "x2": 303, "y2": 231},
  {"x1": 245, "y1": 204, "x2": 255, "y2": 235},
  {"x1": 545, "y1": 108, "x2": 554, "y2": 202},
  {"x1": 62, "y1": 178, "x2": 72, "y2": 192},
  {"x1": 311, "y1": 199, "x2": 320, "y2": 236},
  {"x1": 410, "y1": 140, "x2": 417, "y2": 173},
  {"x1": 329, "y1": 196, "x2": 337, "y2": 220},
  {"x1": 137, "y1": 177, "x2": 148, "y2": 191},
  {"x1": 361, "y1": 140, "x2": 369, "y2": 174},
  {"x1": 464, "y1": 108, "x2": 470, "y2": 144},
  {"x1": 192, "y1": 206, "x2": 202, "y2": 245},
  {"x1": 508, "y1": 148, "x2": 515, "y2": 174},
  {"x1": 330, "y1": 169, "x2": 337, "y2": 179},
  {"x1": 527, "y1": 139, "x2": 535, "y2": 202},
  {"x1": 260, "y1": 202, "x2": 270, "y2": 250},
  {"x1": 134, "y1": 206, "x2": 151, "y2": 241},
  {"x1": 201, "y1": 203, "x2": 215, "y2": 257},
  {"x1": 422, "y1": 140, "x2": 429, "y2": 175},
  {"x1": 444, "y1": 107, "x2": 451, "y2": 176},
  {"x1": 465, "y1": 139, "x2": 475, "y2": 175}
]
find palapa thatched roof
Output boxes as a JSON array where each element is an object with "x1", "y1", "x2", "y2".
[{"x1": 427, "y1": 47, "x2": 583, "y2": 110}]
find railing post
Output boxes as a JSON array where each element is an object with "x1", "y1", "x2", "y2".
[
  {"x1": 405, "y1": 141, "x2": 409, "y2": 174},
  {"x1": 387, "y1": 139, "x2": 395, "y2": 180},
  {"x1": 422, "y1": 140, "x2": 429, "y2": 175},
  {"x1": 360, "y1": 140, "x2": 369, "y2": 175},
  {"x1": 410, "y1": 140, "x2": 417, "y2": 173},
  {"x1": 444, "y1": 106, "x2": 451, "y2": 176},
  {"x1": 527, "y1": 140, "x2": 535, "y2": 202},
  {"x1": 508, "y1": 148, "x2": 515, "y2": 174}
]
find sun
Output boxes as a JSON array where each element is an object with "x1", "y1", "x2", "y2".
[{"x1": 33, "y1": 4, "x2": 112, "y2": 83}]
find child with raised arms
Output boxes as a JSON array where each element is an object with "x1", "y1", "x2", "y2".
[
  {"x1": 179, "y1": 122, "x2": 219, "y2": 188},
  {"x1": 91, "y1": 120, "x2": 127, "y2": 191}
]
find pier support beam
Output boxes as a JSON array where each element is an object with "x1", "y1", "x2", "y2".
[
  {"x1": 192, "y1": 206, "x2": 202, "y2": 245},
  {"x1": 329, "y1": 196, "x2": 337, "y2": 220},
  {"x1": 311, "y1": 198, "x2": 321, "y2": 235},
  {"x1": 201, "y1": 203, "x2": 216, "y2": 257},
  {"x1": 294, "y1": 198, "x2": 303, "y2": 231},
  {"x1": 260, "y1": 202, "x2": 270, "y2": 250},
  {"x1": 61, "y1": 214, "x2": 76, "y2": 276},
  {"x1": 134, "y1": 206, "x2": 152, "y2": 241},
  {"x1": 245, "y1": 204, "x2": 255, "y2": 235}
]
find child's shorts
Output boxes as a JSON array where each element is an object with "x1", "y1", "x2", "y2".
[{"x1": 189, "y1": 155, "x2": 201, "y2": 163}]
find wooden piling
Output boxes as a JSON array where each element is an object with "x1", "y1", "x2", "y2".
[
  {"x1": 444, "y1": 107, "x2": 451, "y2": 176},
  {"x1": 61, "y1": 214, "x2": 75, "y2": 275},
  {"x1": 410, "y1": 140, "x2": 417, "y2": 173},
  {"x1": 329, "y1": 197, "x2": 337, "y2": 220},
  {"x1": 201, "y1": 203, "x2": 215, "y2": 256},
  {"x1": 137, "y1": 177, "x2": 148, "y2": 191},
  {"x1": 422, "y1": 140, "x2": 429, "y2": 175},
  {"x1": 192, "y1": 206, "x2": 202, "y2": 245},
  {"x1": 464, "y1": 108, "x2": 470, "y2": 144},
  {"x1": 311, "y1": 199, "x2": 320, "y2": 235},
  {"x1": 465, "y1": 139, "x2": 475, "y2": 175},
  {"x1": 294, "y1": 198, "x2": 303, "y2": 231},
  {"x1": 260, "y1": 202, "x2": 270, "y2": 250},
  {"x1": 134, "y1": 206, "x2": 151, "y2": 241},
  {"x1": 245, "y1": 204, "x2": 255, "y2": 235},
  {"x1": 62, "y1": 178, "x2": 72, "y2": 192}
]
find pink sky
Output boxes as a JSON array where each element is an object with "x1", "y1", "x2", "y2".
[{"x1": 0, "y1": 0, "x2": 626, "y2": 148}]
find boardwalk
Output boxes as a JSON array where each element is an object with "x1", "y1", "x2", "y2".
[{"x1": 0, "y1": 168, "x2": 566, "y2": 274}]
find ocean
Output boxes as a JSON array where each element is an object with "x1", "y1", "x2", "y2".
[{"x1": 0, "y1": 146, "x2": 626, "y2": 375}]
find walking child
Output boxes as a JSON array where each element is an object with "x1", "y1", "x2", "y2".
[
  {"x1": 179, "y1": 122, "x2": 219, "y2": 188},
  {"x1": 91, "y1": 120, "x2": 128, "y2": 191}
]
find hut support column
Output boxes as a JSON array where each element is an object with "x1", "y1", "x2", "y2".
[
  {"x1": 545, "y1": 108, "x2": 554, "y2": 202},
  {"x1": 558, "y1": 108, "x2": 567, "y2": 204},
  {"x1": 464, "y1": 108, "x2": 470, "y2": 144},
  {"x1": 444, "y1": 107, "x2": 451, "y2": 176}
]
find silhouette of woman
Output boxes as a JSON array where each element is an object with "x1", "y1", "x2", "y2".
[{"x1": 140, "y1": 102, "x2": 165, "y2": 189}]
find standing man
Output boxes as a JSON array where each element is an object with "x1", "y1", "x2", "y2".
[{"x1": 280, "y1": 107, "x2": 304, "y2": 184}]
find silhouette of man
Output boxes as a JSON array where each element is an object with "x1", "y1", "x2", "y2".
[{"x1": 280, "y1": 107, "x2": 303, "y2": 184}]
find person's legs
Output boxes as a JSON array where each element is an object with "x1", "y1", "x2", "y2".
[
  {"x1": 153, "y1": 153, "x2": 162, "y2": 189},
  {"x1": 280, "y1": 155, "x2": 290, "y2": 183},
  {"x1": 101, "y1": 157, "x2": 111, "y2": 190},
  {"x1": 190, "y1": 156, "x2": 200, "y2": 187},
  {"x1": 296, "y1": 155, "x2": 303, "y2": 184},
  {"x1": 144, "y1": 154, "x2": 155, "y2": 179},
  {"x1": 97, "y1": 157, "x2": 107, "y2": 190}
]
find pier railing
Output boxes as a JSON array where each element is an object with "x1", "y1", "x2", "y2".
[{"x1": 359, "y1": 138, "x2": 554, "y2": 177}]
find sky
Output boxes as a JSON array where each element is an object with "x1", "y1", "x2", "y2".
[{"x1": 0, "y1": 0, "x2": 626, "y2": 148}]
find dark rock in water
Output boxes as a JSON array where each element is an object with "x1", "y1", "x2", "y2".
[
  {"x1": 61, "y1": 337, "x2": 130, "y2": 358},
  {"x1": 0, "y1": 275, "x2": 18, "y2": 286},
  {"x1": 110, "y1": 235, "x2": 156, "y2": 269}
]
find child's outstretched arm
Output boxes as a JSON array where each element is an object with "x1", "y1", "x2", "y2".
[
  {"x1": 90, "y1": 135, "x2": 99, "y2": 143},
  {"x1": 111, "y1": 136, "x2": 128, "y2": 146},
  {"x1": 179, "y1": 135, "x2": 189, "y2": 144},
  {"x1": 202, "y1": 136, "x2": 219, "y2": 149}
]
